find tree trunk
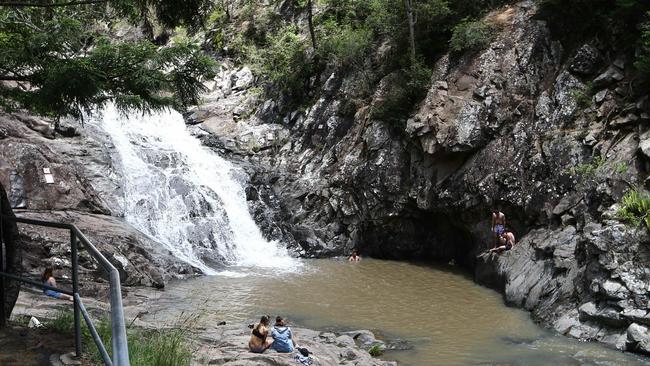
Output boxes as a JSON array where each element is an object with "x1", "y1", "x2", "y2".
[
  {"x1": 307, "y1": 0, "x2": 317, "y2": 51},
  {"x1": 405, "y1": 0, "x2": 416, "y2": 61},
  {"x1": 0, "y1": 181, "x2": 21, "y2": 324}
]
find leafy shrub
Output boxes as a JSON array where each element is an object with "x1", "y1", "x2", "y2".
[
  {"x1": 617, "y1": 189, "x2": 650, "y2": 229},
  {"x1": 568, "y1": 156, "x2": 606, "y2": 176},
  {"x1": 449, "y1": 18, "x2": 493, "y2": 53},
  {"x1": 246, "y1": 25, "x2": 313, "y2": 100},
  {"x1": 368, "y1": 344, "x2": 384, "y2": 357},
  {"x1": 319, "y1": 22, "x2": 373, "y2": 67}
]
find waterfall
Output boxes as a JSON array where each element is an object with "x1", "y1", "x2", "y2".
[{"x1": 96, "y1": 105, "x2": 296, "y2": 274}]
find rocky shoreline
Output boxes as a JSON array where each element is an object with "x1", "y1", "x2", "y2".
[{"x1": 10, "y1": 288, "x2": 396, "y2": 366}]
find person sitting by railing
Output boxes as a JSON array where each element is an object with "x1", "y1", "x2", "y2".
[{"x1": 41, "y1": 267, "x2": 73, "y2": 302}]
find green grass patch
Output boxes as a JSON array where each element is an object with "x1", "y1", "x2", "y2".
[
  {"x1": 46, "y1": 310, "x2": 193, "y2": 366},
  {"x1": 567, "y1": 156, "x2": 606, "y2": 177},
  {"x1": 129, "y1": 329, "x2": 192, "y2": 366},
  {"x1": 617, "y1": 189, "x2": 650, "y2": 229}
]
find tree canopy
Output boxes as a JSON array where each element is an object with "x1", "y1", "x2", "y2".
[{"x1": 0, "y1": 0, "x2": 216, "y2": 120}]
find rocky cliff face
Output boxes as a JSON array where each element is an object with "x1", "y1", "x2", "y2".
[
  {"x1": 0, "y1": 112, "x2": 197, "y2": 292},
  {"x1": 188, "y1": 1, "x2": 650, "y2": 355}
]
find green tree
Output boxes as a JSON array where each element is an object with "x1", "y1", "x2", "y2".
[{"x1": 0, "y1": 1, "x2": 216, "y2": 121}]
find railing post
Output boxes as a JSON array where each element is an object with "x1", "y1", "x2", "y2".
[
  {"x1": 71, "y1": 231, "x2": 81, "y2": 357},
  {"x1": 109, "y1": 269, "x2": 129, "y2": 366},
  {"x1": 0, "y1": 198, "x2": 6, "y2": 328}
]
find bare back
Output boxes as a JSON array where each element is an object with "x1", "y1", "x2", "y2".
[{"x1": 493, "y1": 212, "x2": 505, "y2": 225}]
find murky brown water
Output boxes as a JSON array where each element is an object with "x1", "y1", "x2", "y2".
[{"x1": 132, "y1": 259, "x2": 650, "y2": 366}]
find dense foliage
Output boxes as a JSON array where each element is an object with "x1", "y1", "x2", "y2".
[
  {"x1": 217, "y1": 0, "x2": 509, "y2": 114},
  {"x1": 0, "y1": 1, "x2": 216, "y2": 120},
  {"x1": 449, "y1": 18, "x2": 493, "y2": 53}
]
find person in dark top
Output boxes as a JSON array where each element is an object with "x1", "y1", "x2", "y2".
[{"x1": 249, "y1": 315, "x2": 273, "y2": 353}]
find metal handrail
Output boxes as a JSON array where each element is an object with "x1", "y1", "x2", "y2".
[{"x1": 0, "y1": 213, "x2": 130, "y2": 366}]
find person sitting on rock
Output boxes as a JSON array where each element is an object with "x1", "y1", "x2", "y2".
[
  {"x1": 41, "y1": 267, "x2": 73, "y2": 302},
  {"x1": 249, "y1": 315, "x2": 273, "y2": 353},
  {"x1": 348, "y1": 250, "x2": 361, "y2": 262},
  {"x1": 489, "y1": 230, "x2": 516, "y2": 254},
  {"x1": 491, "y1": 209, "x2": 506, "y2": 248},
  {"x1": 271, "y1": 316, "x2": 296, "y2": 353}
]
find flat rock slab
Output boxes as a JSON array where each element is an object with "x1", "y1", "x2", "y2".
[{"x1": 192, "y1": 325, "x2": 395, "y2": 366}]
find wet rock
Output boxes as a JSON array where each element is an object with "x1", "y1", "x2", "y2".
[
  {"x1": 593, "y1": 66, "x2": 625, "y2": 89},
  {"x1": 385, "y1": 339, "x2": 414, "y2": 351},
  {"x1": 621, "y1": 309, "x2": 650, "y2": 326},
  {"x1": 626, "y1": 323, "x2": 650, "y2": 354},
  {"x1": 578, "y1": 302, "x2": 625, "y2": 327},
  {"x1": 344, "y1": 330, "x2": 386, "y2": 351},
  {"x1": 599, "y1": 279, "x2": 631, "y2": 300}
]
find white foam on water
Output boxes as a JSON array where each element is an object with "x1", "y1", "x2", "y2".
[{"x1": 96, "y1": 105, "x2": 299, "y2": 273}]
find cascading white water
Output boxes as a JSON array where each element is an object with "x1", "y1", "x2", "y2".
[{"x1": 96, "y1": 105, "x2": 296, "y2": 274}]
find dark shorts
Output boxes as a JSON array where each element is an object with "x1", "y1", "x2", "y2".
[
  {"x1": 505, "y1": 243, "x2": 512, "y2": 251},
  {"x1": 494, "y1": 224, "x2": 505, "y2": 236},
  {"x1": 44, "y1": 289, "x2": 62, "y2": 299},
  {"x1": 250, "y1": 344, "x2": 266, "y2": 353}
]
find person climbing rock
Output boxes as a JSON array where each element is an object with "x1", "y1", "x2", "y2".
[
  {"x1": 489, "y1": 230, "x2": 516, "y2": 254},
  {"x1": 271, "y1": 316, "x2": 296, "y2": 353},
  {"x1": 41, "y1": 268, "x2": 73, "y2": 302},
  {"x1": 249, "y1": 315, "x2": 273, "y2": 353},
  {"x1": 491, "y1": 209, "x2": 506, "y2": 248},
  {"x1": 348, "y1": 250, "x2": 361, "y2": 262}
]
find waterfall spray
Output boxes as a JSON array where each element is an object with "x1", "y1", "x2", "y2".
[{"x1": 97, "y1": 105, "x2": 296, "y2": 274}]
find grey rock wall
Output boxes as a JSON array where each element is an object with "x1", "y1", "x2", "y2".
[{"x1": 189, "y1": 1, "x2": 650, "y2": 355}]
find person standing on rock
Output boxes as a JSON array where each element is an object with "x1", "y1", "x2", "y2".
[
  {"x1": 491, "y1": 209, "x2": 506, "y2": 248},
  {"x1": 271, "y1": 316, "x2": 296, "y2": 353},
  {"x1": 41, "y1": 268, "x2": 73, "y2": 302},
  {"x1": 249, "y1": 315, "x2": 273, "y2": 353}
]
